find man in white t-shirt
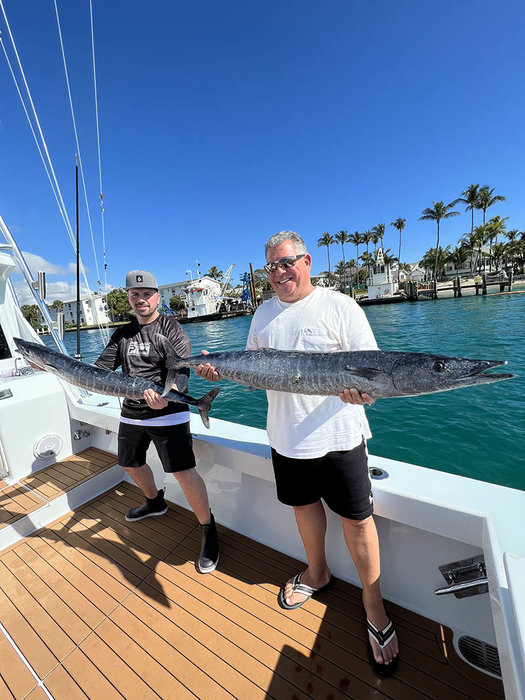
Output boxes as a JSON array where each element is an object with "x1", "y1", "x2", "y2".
[{"x1": 197, "y1": 232, "x2": 399, "y2": 676}]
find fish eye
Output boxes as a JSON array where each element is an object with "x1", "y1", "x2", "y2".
[{"x1": 433, "y1": 361, "x2": 446, "y2": 373}]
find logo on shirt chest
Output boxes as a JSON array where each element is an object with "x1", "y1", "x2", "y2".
[{"x1": 128, "y1": 341, "x2": 151, "y2": 356}]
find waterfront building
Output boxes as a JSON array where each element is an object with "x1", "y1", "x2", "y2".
[
  {"x1": 157, "y1": 275, "x2": 221, "y2": 311},
  {"x1": 40, "y1": 292, "x2": 110, "y2": 327}
]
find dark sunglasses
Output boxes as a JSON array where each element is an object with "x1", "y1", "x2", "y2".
[{"x1": 264, "y1": 254, "x2": 306, "y2": 274}]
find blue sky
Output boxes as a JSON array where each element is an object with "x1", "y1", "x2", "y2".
[{"x1": 1, "y1": 0, "x2": 523, "y2": 302}]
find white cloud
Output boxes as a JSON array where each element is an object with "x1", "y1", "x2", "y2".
[
  {"x1": 17, "y1": 252, "x2": 71, "y2": 276},
  {"x1": 12, "y1": 279, "x2": 99, "y2": 306}
]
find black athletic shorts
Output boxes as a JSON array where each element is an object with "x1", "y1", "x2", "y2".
[
  {"x1": 118, "y1": 421, "x2": 196, "y2": 473},
  {"x1": 271, "y1": 440, "x2": 373, "y2": 520}
]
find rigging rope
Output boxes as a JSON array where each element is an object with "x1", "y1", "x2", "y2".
[
  {"x1": 54, "y1": 0, "x2": 101, "y2": 289},
  {"x1": 89, "y1": 0, "x2": 109, "y2": 297},
  {"x1": 0, "y1": 1, "x2": 76, "y2": 248},
  {"x1": 0, "y1": 0, "x2": 110, "y2": 342}
]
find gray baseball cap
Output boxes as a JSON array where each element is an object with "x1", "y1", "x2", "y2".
[{"x1": 125, "y1": 270, "x2": 158, "y2": 290}]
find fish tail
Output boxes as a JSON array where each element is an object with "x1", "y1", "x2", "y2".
[{"x1": 197, "y1": 387, "x2": 220, "y2": 428}]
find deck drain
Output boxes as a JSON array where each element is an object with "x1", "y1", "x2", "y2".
[{"x1": 458, "y1": 636, "x2": 501, "y2": 677}]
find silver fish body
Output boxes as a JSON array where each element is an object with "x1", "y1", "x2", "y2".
[
  {"x1": 13, "y1": 338, "x2": 219, "y2": 428},
  {"x1": 174, "y1": 348, "x2": 515, "y2": 398}
]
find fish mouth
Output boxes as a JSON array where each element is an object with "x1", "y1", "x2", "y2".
[{"x1": 459, "y1": 360, "x2": 515, "y2": 383}]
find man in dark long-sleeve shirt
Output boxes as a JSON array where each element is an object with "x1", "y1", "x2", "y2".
[{"x1": 96, "y1": 270, "x2": 219, "y2": 573}]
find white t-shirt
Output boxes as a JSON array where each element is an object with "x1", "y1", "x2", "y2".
[{"x1": 246, "y1": 287, "x2": 379, "y2": 459}]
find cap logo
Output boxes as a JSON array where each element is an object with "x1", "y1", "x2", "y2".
[{"x1": 136, "y1": 275, "x2": 143, "y2": 283}]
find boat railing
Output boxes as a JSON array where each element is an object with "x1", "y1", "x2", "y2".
[{"x1": 0, "y1": 214, "x2": 67, "y2": 355}]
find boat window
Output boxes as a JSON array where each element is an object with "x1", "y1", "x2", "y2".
[{"x1": 0, "y1": 324, "x2": 12, "y2": 360}]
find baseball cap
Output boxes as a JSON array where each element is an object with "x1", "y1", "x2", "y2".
[{"x1": 125, "y1": 270, "x2": 158, "y2": 291}]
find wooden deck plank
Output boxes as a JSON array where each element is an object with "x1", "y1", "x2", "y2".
[
  {"x1": 0, "y1": 675, "x2": 14, "y2": 699},
  {"x1": 41, "y1": 520, "x2": 140, "y2": 598},
  {"x1": 24, "y1": 686, "x2": 49, "y2": 699},
  {"x1": 78, "y1": 502, "x2": 175, "y2": 561},
  {"x1": 27, "y1": 464, "x2": 81, "y2": 489},
  {"x1": 26, "y1": 536, "x2": 121, "y2": 617},
  {"x1": 0, "y1": 449, "x2": 117, "y2": 525},
  {"x1": 60, "y1": 647, "x2": 125, "y2": 699},
  {"x1": 0, "y1": 586, "x2": 59, "y2": 678},
  {"x1": 0, "y1": 631, "x2": 38, "y2": 698},
  {"x1": 88, "y1": 492, "x2": 194, "y2": 551},
  {"x1": 13, "y1": 541, "x2": 107, "y2": 630},
  {"x1": 96, "y1": 614, "x2": 210, "y2": 699},
  {"x1": 127, "y1": 582, "x2": 305, "y2": 700},
  {"x1": 76, "y1": 631, "x2": 162, "y2": 700},
  {"x1": 0, "y1": 559, "x2": 77, "y2": 661},
  {"x1": 0, "y1": 482, "x2": 504, "y2": 700},
  {"x1": 41, "y1": 665, "x2": 89, "y2": 700},
  {"x1": 1, "y1": 548, "x2": 92, "y2": 645}
]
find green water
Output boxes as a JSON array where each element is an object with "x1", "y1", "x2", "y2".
[{"x1": 52, "y1": 292, "x2": 525, "y2": 491}]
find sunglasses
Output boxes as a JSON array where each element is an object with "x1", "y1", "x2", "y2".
[{"x1": 264, "y1": 254, "x2": 306, "y2": 274}]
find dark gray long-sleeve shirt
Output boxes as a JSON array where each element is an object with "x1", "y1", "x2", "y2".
[{"x1": 95, "y1": 315, "x2": 191, "y2": 420}]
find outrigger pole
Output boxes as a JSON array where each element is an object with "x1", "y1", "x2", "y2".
[{"x1": 75, "y1": 154, "x2": 81, "y2": 359}]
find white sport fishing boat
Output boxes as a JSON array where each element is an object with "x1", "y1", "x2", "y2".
[{"x1": 1, "y1": 216, "x2": 524, "y2": 699}]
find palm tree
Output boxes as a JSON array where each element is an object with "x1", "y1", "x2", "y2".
[
  {"x1": 419, "y1": 246, "x2": 451, "y2": 281},
  {"x1": 207, "y1": 266, "x2": 223, "y2": 280},
  {"x1": 446, "y1": 245, "x2": 469, "y2": 284},
  {"x1": 491, "y1": 242, "x2": 507, "y2": 272},
  {"x1": 453, "y1": 184, "x2": 480, "y2": 235},
  {"x1": 419, "y1": 201, "x2": 460, "y2": 283},
  {"x1": 348, "y1": 231, "x2": 363, "y2": 285},
  {"x1": 334, "y1": 260, "x2": 349, "y2": 290},
  {"x1": 360, "y1": 252, "x2": 374, "y2": 284},
  {"x1": 362, "y1": 230, "x2": 372, "y2": 272},
  {"x1": 335, "y1": 230, "x2": 350, "y2": 267},
  {"x1": 390, "y1": 218, "x2": 406, "y2": 283},
  {"x1": 476, "y1": 186, "x2": 506, "y2": 226},
  {"x1": 317, "y1": 232, "x2": 334, "y2": 273},
  {"x1": 369, "y1": 231, "x2": 380, "y2": 257},
  {"x1": 371, "y1": 223, "x2": 386, "y2": 250},
  {"x1": 459, "y1": 232, "x2": 478, "y2": 275},
  {"x1": 472, "y1": 224, "x2": 491, "y2": 273},
  {"x1": 382, "y1": 249, "x2": 398, "y2": 268},
  {"x1": 485, "y1": 216, "x2": 509, "y2": 270}
]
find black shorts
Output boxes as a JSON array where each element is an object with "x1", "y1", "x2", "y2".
[
  {"x1": 118, "y1": 421, "x2": 196, "y2": 473},
  {"x1": 271, "y1": 441, "x2": 373, "y2": 520}
]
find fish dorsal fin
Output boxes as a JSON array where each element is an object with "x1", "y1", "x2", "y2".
[
  {"x1": 345, "y1": 366, "x2": 385, "y2": 381},
  {"x1": 157, "y1": 334, "x2": 184, "y2": 397}
]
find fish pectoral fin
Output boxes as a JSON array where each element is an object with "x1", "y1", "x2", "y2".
[
  {"x1": 162, "y1": 370, "x2": 188, "y2": 397},
  {"x1": 345, "y1": 366, "x2": 385, "y2": 381}
]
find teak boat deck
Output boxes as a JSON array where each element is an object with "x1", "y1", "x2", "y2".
[
  {"x1": 0, "y1": 448, "x2": 117, "y2": 531},
  {"x1": 0, "y1": 480, "x2": 504, "y2": 699}
]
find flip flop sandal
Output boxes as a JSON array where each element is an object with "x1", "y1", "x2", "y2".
[
  {"x1": 367, "y1": 618, "x2": 399, "y2": 677},
  {"x1": 277, "y1": 571, "x2": 334, "y2": 610}
]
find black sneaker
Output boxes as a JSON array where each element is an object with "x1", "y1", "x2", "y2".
[
  {"x1": 197, "y1": 512, "x2": 219, "y2": 574},
  {"x1": 125, "y1": 489, "x2": 168, "y2": 522}
]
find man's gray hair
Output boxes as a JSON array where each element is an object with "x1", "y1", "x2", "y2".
[{"x1": 264, "y1": 231, "x2": 308, "y2": 259}]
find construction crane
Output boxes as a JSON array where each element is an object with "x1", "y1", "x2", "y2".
[{"x1": 220, "y1": 264, "x2": 235, "y2": 296}]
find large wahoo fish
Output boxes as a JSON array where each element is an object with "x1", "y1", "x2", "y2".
[
  {"x1": 13, "y1": 337, "x2": 219, "y2": 428},
  {"x1": 168, "y1": 346, "x2": 515, "y2": 398}
]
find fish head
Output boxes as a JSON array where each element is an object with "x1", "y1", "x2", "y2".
[
  {"x1": 391, "y1": 353, "x2": 515, "y2": 396},
  {"x1": 13, "y1": 337, "x2": 48, "y2": 369}
]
